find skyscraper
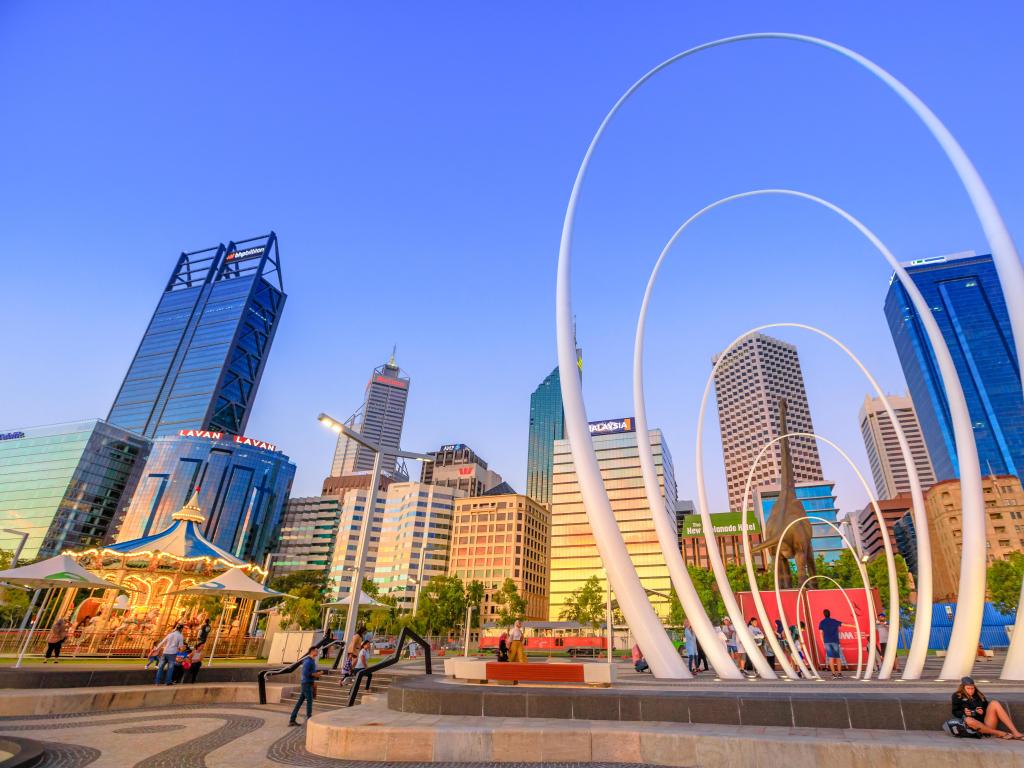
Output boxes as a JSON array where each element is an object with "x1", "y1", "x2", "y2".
[
  {"x1": 884, "y1": 251, "x2": 1023, "y2": 481},
  {"x1": 330, "y1": 353, "x2": 410, "y2": 478},
  {"x1": 548, "y1": 418, "x2": 677, "y2": 620},
  {"x1": 108, "y1": 234, "x2": 286, "y2": 438},
  {"x1": 420, "y1": 443, "x2": 503, "y2": 496},
  {"x1": 526, "y1": 347, "x2": 581, "y2": 508},
  {"x1": 756, "y1": 481, "x2": 844, "y2": 563},
  {"x1": 713, "y1": 333, "x2": 824, "y2": 512},
  {"x1": 858, "y1": 393, "x2": 936, "y2": 499}
]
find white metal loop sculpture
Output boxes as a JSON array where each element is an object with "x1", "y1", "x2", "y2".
[
  {"x1": 634, "y1": 194, "x2": 921, "y2": 679},
  {"x1": 558, "y1": 33, "x2": 1020, "y2": 679},
  {"x1": 796, "y1": 575, "x2": 866, "y2": 680}
]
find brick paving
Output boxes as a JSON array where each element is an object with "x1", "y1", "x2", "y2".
[{"x1": 33, "y1": 741, "x2": 102, "y2": 768}]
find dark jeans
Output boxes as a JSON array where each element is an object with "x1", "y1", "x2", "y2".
[
  {"x1": 290, "y1": 682, "x2": 314, "y2": 722},
  {"x1": 188, "y1": 661, "x2": 202, "y2": 683},
  {"x1": 155, "y1": 653, "x2": 177, "y2": 685},
  {"x1": 45, "y1": 640, "x2": 64, "y2": 659}
]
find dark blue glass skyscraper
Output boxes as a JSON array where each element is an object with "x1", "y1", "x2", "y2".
[
  {"x1": 109, "y1": 234, "x2": 286, "y2": 438},
  {"x1": 526, "y1": 346, "x2": 581, "y2": 507},
  {"x1": 884, "y1": 252, "x2": 1023, "y2": 481}
]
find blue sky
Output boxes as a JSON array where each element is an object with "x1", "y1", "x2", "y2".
[{"x1": 1, "y1": 2, "x2": 1021, "y2": 516}]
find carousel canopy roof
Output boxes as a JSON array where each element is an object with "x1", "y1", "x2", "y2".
[
  {"x1": 101, "y1": 491, "x2": 247, "y2": 566},
  {"x1": 0, "y1": 554, "x2": 125, "y2": 590}
]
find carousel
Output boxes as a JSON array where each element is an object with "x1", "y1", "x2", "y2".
[{"x1": 62, "y1": 491, "x2": 269, "y2": 657}]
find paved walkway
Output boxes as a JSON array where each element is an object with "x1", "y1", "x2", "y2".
[{"x1": 0, "y1": 704, "x2": 647, "y2": 768}]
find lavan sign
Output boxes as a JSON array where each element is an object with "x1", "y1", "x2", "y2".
[
  {"x1": 178, "y1": 429, "x2": 277, "y2": 452},
  {"x1": 588, "y1": 418, "x2": 634, "y2": 435}
]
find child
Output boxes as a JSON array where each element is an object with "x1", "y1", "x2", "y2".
[{"x1": 145, "y1": 640, "x2": 162, "y2": 670}]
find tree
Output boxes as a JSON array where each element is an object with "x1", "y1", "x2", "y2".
[
  {"x1": 279, "y1": 597, "x2": 320, "y2": 630},
  {"x1": 417, "y1": 575, "x2": 467, "y2": 635},
  {"x1": 988, "y1": 553, "x2": 1024, "y2": 615},
  {"x1": 0, "y1": 549, "x2": 29, "y2": 627},
  {"x1": 269, "y1": 570, "x2": 327, "y2": 601},
  {"x1": 465, "y1": 580, "x2": 485, "y2": 628},
  {"x1": 494, "y1": 578, "x2": 528, "y2": 625},
  {"x1": 559, "y1": 575, "x2": 605, "y2": 629},
  {"x1": 866, "y1": 552, "x2": 914, "y2": 619}
]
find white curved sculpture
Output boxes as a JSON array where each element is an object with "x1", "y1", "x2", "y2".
[
  {"x1": 558, "y1": 33, "x2": 1019, "y2": 679},
  {"x1": 633, "y1": 194, "x2": 920, "y2": 679},
  {"x1": 797, "y1": 575, "x2": 865, "y2": 679},
  {"x1": 773, "y1": 514, "x2": 876, "y2": 679}
]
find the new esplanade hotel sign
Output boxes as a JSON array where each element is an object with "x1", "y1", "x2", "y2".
[
  {"x1": 588, "y1": 417, "x2": 634, "y2": 435},
  {"x1": 178, "y1": 429, "x2": 277, "y2": 452}
]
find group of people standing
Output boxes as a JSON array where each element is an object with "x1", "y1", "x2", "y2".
[
  {"x1": 147, "y1": 620, "x2": 210, "y2": 685},
  {"x1": 494, "y1": 620, "x2": 527, "y2": 663}
]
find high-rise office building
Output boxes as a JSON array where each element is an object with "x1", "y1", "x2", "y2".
[
  {"x1": 272, "y1": 495, "x2": 345, "y2": 578},
  {"x1": 108, "y1": 234, "x2": 286, "y2": 438},
  {"x1": 756, "y1": 481, "x2": 843, "y2": 563},
  {"x1": 372, "y1": 482, "x2": 463, "y2": 609},
  {"x1": 855, "y1": 493, "x2": 913, "y2": 562},
  {"x1": 884, "y1": 251, "x2": 1023, "y2": 481},
  {"x1": 420, "y1": 443, "x2": 503, "y2": 496},
  {"x1": 113, "y1": 429, "x2": 295, "y2": 564},
  {"x1": 548, "y1": 418, "x2": 677, "y2": 620},
  {"x1": 892, "y1": 511, "x2": 919, "y2": 579},
  {"x1": 0, "y1": 420, "x2": 150, "y2": 559},
  {"x1": 448, "y1": 493, "x2": 550, "y2": 621},
  {"x1": 859, "y1": 394, "x2": 937, "y2": 499},
  {"x1": 327, "y1": 486, "x2": 386, "y2": 600},
  {"x1": 331, "y1": 354, "x2": 410, "y2": 478},
  {"x1": 526, "y1": 347, "x2": 582, "y2": 508},
  {"x1": 713, "y1": 334, "x2": 824, "y2": 512},
  {"x1": 925, "y1": 475, "x2": 1024, "y2": 601}
]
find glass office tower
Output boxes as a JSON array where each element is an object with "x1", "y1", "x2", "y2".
[
  {"x1": 757, "y1": 481, "x2": 843, "y2": 563},
  {"x1": 0, "y1": 420, "x2": 150, "y2": 559},
  {"x1": 108, "y1": 233, "x2": 286, "y2": 438},
  {"x1": 884, "y1": 252, "x2": 1023, "y2": 481},
  {"x1": 526, "y1": 347, "x2": 582, "y2": 508},
  {"x1": 114, "y1": 431, "x2": 295, "y2": 563}
]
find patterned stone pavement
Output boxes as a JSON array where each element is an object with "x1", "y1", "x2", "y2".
[{"x1": 0, "y1": 705, "x2": 664, "y2": 768}]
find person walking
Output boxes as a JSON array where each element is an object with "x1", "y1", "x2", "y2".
[
  {"x1": 631, "y1": 643, "x2": 649, "y2": 673},
  {"x1": 44, "y1": 618, "x2": 69, "y2": 663},
  {"x1": 145, "y1": 640, "x2": 162, "y2": 670},
  {"x1": 353, "y1": 640, "x2": 373, "y2": 692},
  {"x1": 497, "y1": 632, "x2": 509, "y2": 662},
  {"x1": 197, "y1": 618, "x2": 211, "y2": 646},
  {"x1": 683, "y1": 620, "x2": 698, "y2": 675},
  {"x1": 876, "y1": 612, "x2": 899, "y2": 673},
  {"x1": 508, "y1": 620, "x2": 527, "y2": 663},
  {"x1": 950, "y1": 677, "x2": 1023, "y2": 739},
  {"x1": 721, "y1": 617, "x2": 739, "y2": 668},
  {"x1": 187, "y1": 643, "x2": 205, "y2": 684},
  {"x1": 695, "y1": 635, "x2": 709, "y2": 672},
  {"x1": 745, "y1": 618, "x2": 765, "y2": 675},
  {"x1": 340, "y1": 625, "x2": 365, "y2": 684},
  {"x1": 288, "y1": 646, "x2": 323, "y2": 727},
  {"x1": 155, "y1": 624, "x2": 185, "y2": 685},
  {"x1": 818, "y1": 609, "x2": 844, "y2": 679}
]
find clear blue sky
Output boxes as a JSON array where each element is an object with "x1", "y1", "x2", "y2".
[{"x1": 2, "y1": 2, "x2": 1021, "y2": 516}]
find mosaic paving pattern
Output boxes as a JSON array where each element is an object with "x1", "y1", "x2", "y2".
[
  {"x1": 112, "y1": 724, "x2": 187, "y2": 734},
  {"x1": 134, "y1": 714, "x2": 264, "y2": 768},
  {"x1": 33, "y1": 741, "x2": 102, "y2": 768}
]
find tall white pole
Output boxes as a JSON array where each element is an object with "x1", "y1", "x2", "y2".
[
  {"x1": 463, "y1": 605, "x2": 475, "y2": 657},
  {"x1": 606, "y1": 581, "x2": 613, "y2": 666},
  {"x1": 343, "y1": 449, "x2": 383, "y2": 649}
]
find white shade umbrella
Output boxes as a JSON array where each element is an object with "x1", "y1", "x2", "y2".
[
  {"x1": 166, "y1": 568, "x2": 292, "y2": 667},
  {"x1": 0, "y1": 554, "x2": 124, "y2": 590},
  {"x1": 321, "y1": 591, "x2": 385, "y2": 609}
]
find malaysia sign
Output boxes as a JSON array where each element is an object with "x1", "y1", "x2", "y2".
[
  {"x1": 680, "y1": 511, "x2": 761, "y2": 538},
  {"x1": 178, "y1": 429, "x2": 277, "y2": 452},
  {"x1": 588, "y1": 417, "x2": 634, "y2": 435}
]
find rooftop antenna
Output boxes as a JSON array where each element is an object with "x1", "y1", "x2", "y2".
[{"x1": 389, "y1": 344, "x2": 397, "y2": 366}]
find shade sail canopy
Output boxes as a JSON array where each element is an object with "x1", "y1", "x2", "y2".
[
  {"x1": 100, "y1": 492, "x2": 247, "y2": 566},
  {"x1": 321, "y1": 591, "x2": 385, "y2": 609},
  {"x1": 0, "y1": 554, "x2": 125, "y2": 590},
  {"x1": 167, "y1": 568, "x2": 290, "y2": 601}
]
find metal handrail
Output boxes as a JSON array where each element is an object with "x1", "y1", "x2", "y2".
[
  {"x1": 346, "y1": 627, "x2": 431, "y2": 707},
  {"x1": 257, "y1": 635, "x2": 341, "y2": 705}
]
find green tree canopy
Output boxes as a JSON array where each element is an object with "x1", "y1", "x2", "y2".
[
  {"x1": 416, "y1": 574, "x2": 467, "y2": 635},
  {"x1": 494, "y1": 578, "x2": 528, "y2": 625},
  {"x1": 558, "y1": 575, "x2": 605, "y2": 629},
  {"x1": 988, "y1": 552, "x2": 1024, "y2": 615}
]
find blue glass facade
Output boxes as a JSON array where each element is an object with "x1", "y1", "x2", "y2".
[
  {"x1": 114, "y1": 433, "x2": 295, "y2": 563},
  {"x1": 109, "y1": 233, "x2": 286, "y2": 438},
  {"x1": 0, "y1": 420, "x2": 150, "y2": 559},
  {"x1": 759, "y1": 482, "x2": 843, "y2": 563},
  {"x1": 884, "y1": 253, "x2": 1022, "y2": 481},
  {"x1": 526, "y1": 349, "x2": 581, "y2": 508}
]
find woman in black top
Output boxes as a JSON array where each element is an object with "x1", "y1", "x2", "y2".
[{"x1": 953, "y1": 677, "x2": 1023, "y2": 739}]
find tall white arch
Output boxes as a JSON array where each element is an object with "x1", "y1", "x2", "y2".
[
  {"x1": 557, "y1": 33, "x2": 1018, "y2": 681},
  {"x1": 796, "y1": 575, "x2": 866, "y2": 680},
  {"x1": 633, "y1": 194, "x2": 920, "y2": 679}
]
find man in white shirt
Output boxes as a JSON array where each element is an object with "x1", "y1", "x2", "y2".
[{"x1": 155, "y1": 624, "x2": 184, "y2": 685}]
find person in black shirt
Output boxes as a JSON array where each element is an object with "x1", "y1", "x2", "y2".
[{"x1": 952, "y1": 677, "x2": 1022, "y2": 739}]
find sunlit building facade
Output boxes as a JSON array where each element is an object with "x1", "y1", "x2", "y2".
[
  {"x1": 756, "y1": 481, "x2": 843, "y2": 563},
  {"x1": 420, "y1": 443, "x2": 503, "y2": 496},
  {"x1": 108, "y1": 234, "x2": 286, "y2": 438},
  {"x1": 328, "y1": 488, "x2": 386, "y2": 600},
  {"x1": 448, "y1": 493, "x2": 550, "y2": 621},
  {"x1": 549, "y1": 421, "x2": 677, "y2": 621},
  {"x1": 859, "y1": 393, "x2": 936, "y2": 499},
  {"x1": 0, "y1": 420, "x2": 150, "y2": 559},
  {"x1": 371, "y1": 482, "x2": 463, "y2": 610}
]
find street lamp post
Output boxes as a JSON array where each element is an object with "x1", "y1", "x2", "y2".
[
  {"x1": 410, "y1": 543, "x2": 441, "y2": 617},
  {"x1": 318, "y1": 412, "x2": 433, "y2": 653},
  {"x1": 464, "y1": 604, "x2": 477, "y2": 657}
]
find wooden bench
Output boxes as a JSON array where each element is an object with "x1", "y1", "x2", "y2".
[{"x1": 485, "y1": 662, "x2": 585, "y2": 684}]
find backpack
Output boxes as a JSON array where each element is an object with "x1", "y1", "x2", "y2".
[{"x1": 943, "y1": 718, "x2": 982, "y2": 739}]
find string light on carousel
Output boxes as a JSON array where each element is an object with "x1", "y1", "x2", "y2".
[{"x1": 63, "y1": 489, "x2": 268, "y2": 656}]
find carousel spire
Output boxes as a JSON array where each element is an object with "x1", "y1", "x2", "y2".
[{"x1": 172, "y1": 488, "x2": 206, "y2": 524}]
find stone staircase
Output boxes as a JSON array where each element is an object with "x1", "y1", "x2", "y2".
[{"x1": 281, "y1": 667, "x2": 394, "y2": 712}]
